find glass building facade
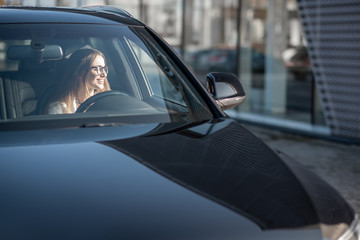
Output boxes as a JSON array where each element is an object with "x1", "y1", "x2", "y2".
[{"x1": 4, "y1": 0, "x2": 333, "y2": 138}]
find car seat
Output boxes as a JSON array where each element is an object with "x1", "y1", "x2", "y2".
[{"x1": 2, "y1": 44, "x2": 63, "y2": 119}]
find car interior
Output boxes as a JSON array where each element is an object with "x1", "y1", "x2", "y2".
[{"x1": 0, "y1": 31, "x2": 149, "y2": 119}]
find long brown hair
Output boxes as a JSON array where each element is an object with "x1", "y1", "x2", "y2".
[{"x1": 50, "y1": 48, "x2": 111, "y2": 113}]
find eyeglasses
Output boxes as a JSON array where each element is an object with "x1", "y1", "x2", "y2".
[{"x1": 91, "y1": 65, "x2": 108, "y2": 75}]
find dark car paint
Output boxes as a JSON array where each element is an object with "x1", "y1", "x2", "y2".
[
  {"x1": 103, "y1": 119, "x2": 354, "y2": 229},
  {"x1": 0, "y1": 118, "x2": 354, "y2": 239},
  {"x1": 0, "y1": 119, "x2": 328, "y2": 239}
]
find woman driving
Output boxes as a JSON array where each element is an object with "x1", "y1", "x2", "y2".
[{"x1": 46, "y1": 48, "x2": 111, "y2": 114}]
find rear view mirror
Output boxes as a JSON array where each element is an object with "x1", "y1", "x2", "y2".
[
  {"x1": 206, "y1": 72, "x2": 246, "y2": 110},
  {"x1": 7, "y1": 43, "x2": 63, "y2": 61}
]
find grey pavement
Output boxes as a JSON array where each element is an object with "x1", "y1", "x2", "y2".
[{"x1": 245, "y1": 124, "x2": 360, "y2": 215}]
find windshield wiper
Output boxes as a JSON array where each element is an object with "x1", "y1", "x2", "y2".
[
  {"x1": 80, "y1": 122, "x2": 122, "y2": 128},
  {"x1": 143, "y1": 119, "x2": 209, "y2": 137}
]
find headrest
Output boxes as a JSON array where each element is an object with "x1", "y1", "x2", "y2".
[{"x1": 7, "y1": 43, "x2": 63, "y2": 62}]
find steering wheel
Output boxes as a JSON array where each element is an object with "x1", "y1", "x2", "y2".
[
  {"x1": 76, "y1": 90, "x2": 128, "y2": 113},
  {"x1": 76, "y1": 90, "x2": 155, "y2": 114}
]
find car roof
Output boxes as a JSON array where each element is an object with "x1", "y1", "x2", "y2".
[{"x1": 0, "y1": 6, "x2": 144, "y2": 26}]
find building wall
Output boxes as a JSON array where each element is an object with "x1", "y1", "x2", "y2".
[{"x1": 297, "y1": 0, "x2": 360, "y2": 141}]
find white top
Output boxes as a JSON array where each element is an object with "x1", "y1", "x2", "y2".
[{"x1": 46, "y1": 99, "x2": 77, "y2": 114}]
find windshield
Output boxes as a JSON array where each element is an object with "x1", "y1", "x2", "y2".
[{"x1": 0, "y1": 23, "x2": 212, "y2": 130}]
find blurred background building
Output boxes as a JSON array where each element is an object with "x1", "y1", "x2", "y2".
[{"x1": 2, "y1": 0, "x2": 358, "y2": 143}]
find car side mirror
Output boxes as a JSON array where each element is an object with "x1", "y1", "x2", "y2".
[{"x1": 206, "y1": 72, "x2": 246, "y2": 110}]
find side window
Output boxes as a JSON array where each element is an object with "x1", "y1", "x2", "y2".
[{"x1": 128, "y1": 40, "x2": 185, "y2": 106}]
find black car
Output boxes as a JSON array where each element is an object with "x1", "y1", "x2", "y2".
[{"x1": 0, "y1": 6, "x2": 359, "y2": 240}]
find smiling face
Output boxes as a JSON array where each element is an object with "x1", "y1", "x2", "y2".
[{"x1": 86, "y1": 55, "x2": 107, "y2": 94}]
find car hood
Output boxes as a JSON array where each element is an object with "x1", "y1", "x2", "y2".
[{"x1": 0, "y1": 119, "x2": 354, "y2": 239}]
